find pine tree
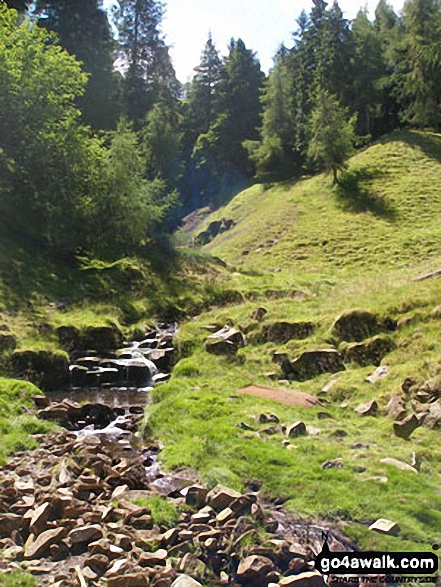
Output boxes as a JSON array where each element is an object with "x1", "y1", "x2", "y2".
[
  {"x1": 186, "y1": 34, "x2": 223, "y2": 140},
  {"x1": 350, "y1": 9, "x2": 389, "y2": 136},
  {"x1": 391, "y1": 0, "x2": 441, "y2": 129},
  {"x1": 211, "y1": 38, "x2": 265, "y2": 176},
  {"x1": 247, "y1": 53, "x2": 296, "y2": 178},
  {"x1": 34, "y1": 0, "x2": 119, "y2": 129},
  {"x1": 308, "y1": 89, "x2": 356, "y2": 184},
  {"x1": 113, "y1": 0, "x2": 180, "y2": 124}
]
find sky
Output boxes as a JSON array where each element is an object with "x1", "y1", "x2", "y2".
[{"x1": 104, "y1": 0, "x2": 405, "y2": 84}]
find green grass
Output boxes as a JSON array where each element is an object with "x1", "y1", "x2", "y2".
[
  {"x1": 2, "y1": 130, "x2": 441, "y2": 555},
  {"x1": 0, "y1": 571, "x2": 36, "y2": 587},
  {"x1": 149, "y1": 131, "x2": 441, "y2": 553},
  {"x1": 0, "y1": 378, "x2": 55, "y2": 464},
  {"x1": 128, "y1": 495, "x2": 180, "y2": 528}
]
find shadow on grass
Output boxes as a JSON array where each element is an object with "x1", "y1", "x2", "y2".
[{"x1": 335, "y1": 167, "x2": 398, "y2": 221}]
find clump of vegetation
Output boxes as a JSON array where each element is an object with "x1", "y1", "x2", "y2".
[
  {"x1": 0, "y1": 378, "x2": 55, "y2": 464},
  {"x1": 0, "y1": 571, "x2": 36, "y2": 587},
  {"x1": 129, "y1": 495, "x2": 180, "y2": 529}
]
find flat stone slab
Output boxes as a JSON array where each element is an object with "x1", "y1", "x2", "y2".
[{"x1": 238, "y1": 385, "x2": 323, "y2": 408}]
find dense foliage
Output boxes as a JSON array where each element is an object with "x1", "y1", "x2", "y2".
[{"x1": 2, "y1": 0, "x2": 441, "y2": 250}]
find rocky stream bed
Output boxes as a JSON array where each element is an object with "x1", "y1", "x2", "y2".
[{"x1": 0, "y1": 326, "x2": 356, "y2": 587}]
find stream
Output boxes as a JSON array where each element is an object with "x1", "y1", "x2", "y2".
[{"x1": 0, "y1": 323, "x2": 355, "y2": 587}]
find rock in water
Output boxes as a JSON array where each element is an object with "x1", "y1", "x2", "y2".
[{"x1": 10, "y1": 349, "x2": 69, "y2": 390}]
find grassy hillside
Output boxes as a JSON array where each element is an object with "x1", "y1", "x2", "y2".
[
  {"x1": 148, "y1": 131, "x2": 441, "y2": 553},
  {"x1": 2, "y1": 130, "x2": 441, "y2": 555}
]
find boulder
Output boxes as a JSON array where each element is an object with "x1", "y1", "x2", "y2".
[
  {"x1": 286, "y1": 422, "x2": 307, "y2": 438},
  {"x1": 24, "y1": 527, "x2": 67, "y2": 559},
  {"x1": 57, "y1": 323, "x2": 123, "y2": 352},
  {"x1": 393, "y1": 414, "x2": 421, "y2": 439},
  {"x1": 69, "y1": 524, "x2": 103, "y2": 544},
  {"x1": 422, "y1": 401, "x2": 441, "y2": 430},
  {"x1": 284, "y1": 350, "x2": 345, "y2": 381},
  {"x1": 107, "y1": 574, "x2": 149, "y2": 587},
  {"x1": 205, "y1": 326, "x2": 246, "y2": 355},
  {"x1": 322, "y1": 458, "x2": 344, "y2": 470},
  {"x1": 355, "y1": 399, "x2": 378, "y2": 417},
  {"x1": 196, "y1": 218, "x2": 235, "y2": 245},
  {"x1": 171, "y1": 576, "x2": 202, "y2": 587},
  {"x1": 380, "y1": 458, "x2": 418, "y2": 474},
  {"x1": 0, "y1": 513, "x2": 22, "y2": 537},
  {"x1": 369, "y1": 518, "x2": 400, "y2": 536},
  {"x1": 206, "y1": 485, "x2": 242, "y2": 511},
  {"x1": 251, "y1": 308, "x2": 268, "y2": 322},
  {"x1": 139, "y1": 549, "x2": 168, "y2": 567},
  {"x1": 10, "y1": 349, "x2": 69, "y2": 391},
  {"x1": 182, "y1": 485, "x2": 209, "y2": 509},
  {"x1": 386, "y1": 395, "x2": 407, "y2": 421},
  {"x1": 333, "y1": 310, "x2": 396, "y2": 342},
  {"x1": 260, "y1": 321, "x2": 314, "y2": 344},
  {"x1": 365, "y1": 365, "x2": 389, "y2": 383},
  {"x1": 236, "y1": 555, "x2": 274, "y2": 582},
  {"x1": 343, "y1": 336, "x2": 395, "y2": 367},
  {"x1": 29, "y1": 502, "x2": 52, "y2": 535}
]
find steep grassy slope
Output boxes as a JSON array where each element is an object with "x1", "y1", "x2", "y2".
[{"x1": 149, "y1": 131, "x2": 441, "y2": 553}]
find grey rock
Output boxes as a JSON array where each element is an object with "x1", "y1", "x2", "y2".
[
  {"x1": 380, "y1": 458, "x2": 419, "y2": 474},
  {"x1": 393, "y1": 414, "x2": 421, "y2": 439},
  {"x1": 284, "y1": 349, "x2": 345, "y2": 381},
  {"x1": 369, "y1": 518, "x2": 400, "y2": 536},
  {"x1": 355, "y1": 399, "x2": 378, "y2": 417},
  {"x1": 387, "y1": 395, "x2": 407, "y2": 421},
  {"x1": 343, "y1": 336, "x2": 395, "y2": 367},
  {"x1": 333, "y1": 309, "x2": 396, "y2": 342},
  {"x1": 286, "y1": 422, "x2": 307, "y2": 438},
  {"x1": 205, "y1": 326, "x2": 246, "y2": 355}
]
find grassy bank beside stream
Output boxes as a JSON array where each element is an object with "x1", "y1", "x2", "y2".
[{"x1": 146, "y1": 131, "x2": 441, "y2": 553}]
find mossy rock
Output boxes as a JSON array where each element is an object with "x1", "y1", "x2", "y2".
[
  {"x1": 332, "y1": 309, "x2": 397, "y2": 342},
  {"x1": 284, "y1": 349, "x2": 346, "y2": 381},
  {"x1": 10, "y1": 349, "x2": 69, "y2": 391},
  {"x1": 342, "y1": 335, "x2": 396, "y2": 367},
  {"x1": 56, "y1": 323, "x2": 123, "y2": 352},
  {"x1": 259, "y1": 321, "x2": 315, "y2": 344}
]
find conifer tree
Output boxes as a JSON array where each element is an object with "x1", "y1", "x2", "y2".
[
  {"x1": 186, "y1": 34, "x2": 223, "y2": 140},
  {"x1": 391, "y1": 0, "x2": 441, "y2": 129},
  {"x1": 113, "y1": 0, "x2": 180, "y2": 125},
  {"x1": 35, "y1": 0, "x2": 119, "y2": 129},
  {"x1": 308, "y1": 89, "x2": 356, "y2": 184},
  {"x1": 351, "y1": 9, "x2": 389, "y2": 136},
  {"x1": 247, "y1": 54, "x2": 296, "y2": 178},
  {"x1": 209, "y1": 38, "x2": 265, "y2": 176}
]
